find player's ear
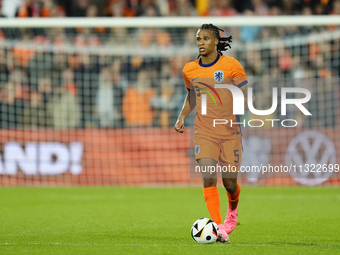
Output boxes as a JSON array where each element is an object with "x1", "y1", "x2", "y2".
[{"x1": 215, "y1": 38, "x2": 219, "y2": 46}]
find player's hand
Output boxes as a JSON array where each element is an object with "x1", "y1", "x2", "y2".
[{"x1": 174, "y1": 118, "x2": 186, "y2": 133}]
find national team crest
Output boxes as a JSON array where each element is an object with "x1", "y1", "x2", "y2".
[{"x1": 214, "y1": 70, "x2": 224, "y2": 83}]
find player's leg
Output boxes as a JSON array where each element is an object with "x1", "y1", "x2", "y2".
[
  {"x1": 220, "y1": 138, "x2": 242, "y2": 234},
  {"x1": 198, "y1": 158, "x2": 228, "y2": 242},
  {"x1": 194, "y1": 134, "x2": 229, "y2": 242},
  {"x1": 198, "y1": 158, "x2": 219, "y2": 224},
  {"x1": 222, "y1": 176, "x2": 241, "y2": 234}
]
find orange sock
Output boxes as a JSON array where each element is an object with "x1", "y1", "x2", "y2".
[
  {"x1": 227, "y1": 184, "x2": 241, "y2": 210},
  {"x1": 203, "y1": 186, "x2": 222, "y2": 225}
]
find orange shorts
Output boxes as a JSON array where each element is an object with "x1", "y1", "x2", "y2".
[{"x1": 193, "y1": 133, "x2": 242, "y2": 170}]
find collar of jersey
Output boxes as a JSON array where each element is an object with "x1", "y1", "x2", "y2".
[{"x1": 199, "y1": 53, "x2": 220, "y2": 68}]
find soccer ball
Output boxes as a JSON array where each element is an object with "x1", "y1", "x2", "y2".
[{"x1": 191, "y1": 218, "x2": 219, "y2": 244}]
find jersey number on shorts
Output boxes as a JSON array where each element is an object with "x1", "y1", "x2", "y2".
[{"x1": 234, "y1": 150, "x2": 239, "y2": 163}]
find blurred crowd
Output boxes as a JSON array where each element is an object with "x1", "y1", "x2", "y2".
[
  {"x1": 1, "y1": 0, "x2": 340, "y2": 18},
  {"x1": 0, "y1": 46, "x2": 190, "y2": 129},
  {"x1": 0, "y1": 0, "x2": 338, "y2": 129}
]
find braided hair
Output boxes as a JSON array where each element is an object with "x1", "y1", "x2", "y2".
[{"x1": 197, "y1": 23, "x2": 232, "y2": 58}]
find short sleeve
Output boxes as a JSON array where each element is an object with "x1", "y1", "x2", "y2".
[
  {"x1": 231, "y1": 58, "x2": 248, "y2": 88},
  {"x1": 182, "y1": 65, "x2": 191, "y2": 90}
]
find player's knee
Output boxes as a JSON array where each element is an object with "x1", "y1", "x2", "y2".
[
  {"x1": 223, "y1": 178, "x2": 237, "y2": 192},
  {"x1": 203, "y1": 178, "x2": 217, "y2": 188}
]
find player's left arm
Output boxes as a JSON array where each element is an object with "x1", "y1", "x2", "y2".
[
  {"x1": 231, "y1": 58, "x2": 253, "y2": 110},
  {"x1": 239, "y1": 84, "x2": 249, "y2": 110}
]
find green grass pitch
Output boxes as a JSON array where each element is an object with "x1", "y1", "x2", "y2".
[{"x1": 0, "y1": 186, "x2": 339, "y2": 254}]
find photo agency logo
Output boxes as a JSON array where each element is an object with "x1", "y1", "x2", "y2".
[{"x1": 192, "y1": 73, "x2": 312, "y2": 128}]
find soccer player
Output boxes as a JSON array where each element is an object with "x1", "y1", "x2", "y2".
[{"x1": 175, "y1": 24, "x2": 249, "y2": 242}]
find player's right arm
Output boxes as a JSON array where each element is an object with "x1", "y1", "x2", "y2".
[
  {"x1": 175, "y1": 64, "x2": 196, "y2": 133},
  {"x1": 175, "y1": 89, "x2": 195, "y2": 133}
]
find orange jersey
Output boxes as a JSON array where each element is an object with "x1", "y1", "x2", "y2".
[{"x1": 183, "y1": 54, "x2": 247, "y2": 139}]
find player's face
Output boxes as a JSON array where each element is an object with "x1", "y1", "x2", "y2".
[{"x1": 196, "y1": 29, "x2": 218, "y2": 57}]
